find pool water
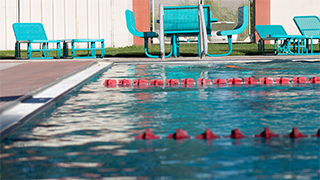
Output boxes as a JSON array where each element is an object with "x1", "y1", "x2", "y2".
[{"x1": 1, "y1": 61, "x2": 320, "y2": 179}]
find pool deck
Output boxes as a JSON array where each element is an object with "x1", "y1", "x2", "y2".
[{"x1": 0, "y1": 55, "x2": 319, "y2": 138}]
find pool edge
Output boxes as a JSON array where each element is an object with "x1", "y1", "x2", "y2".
[{"x1": 0, "y1": 60, "x2": 113, "y2": 140}]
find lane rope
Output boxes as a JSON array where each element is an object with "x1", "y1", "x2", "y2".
[
  {"x1": 135, "y1": 127, "x2": 320, "y2": 140},
  {"x1": 104, "y1": 77, "x2": 320, "y2": 87}
]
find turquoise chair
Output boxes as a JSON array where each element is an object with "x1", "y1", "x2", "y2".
[
  {"x1": 162, "y1": 5, "x2": 218, "y2": 57},
  {"x1": 125, "y1": 9, "x2": 173, "y2": 58},
  {"x1": 293, "y1": 16, "x2": 320, "y2": 54},
  {"x1": 255, "y1": 25, "x2": 286, "y2": 54},
  {"x1": 256, "y1": 25, "x2": 307, "y2": 55},
  {"x1": 126, "y1": 6, "x2": 217, "y2": 58},
  {"x1": 207, "y1": 6, "x2": 248, "y2": 57},
  {"x1": 12, "y1": 23, "x2": 61, "y2": 59}
]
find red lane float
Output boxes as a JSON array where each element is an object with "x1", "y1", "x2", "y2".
[
  {"x1": 150, "y1": 79, "x2": 164, "y2": 86},
  {"x1": 244, "y1": 77, "x2": 259, "y2": 85},
  {"x1": 166, "y1": 129, "x2": 190, "y2": 139},
  {"x1": 212, "y1": 79, "x2": 227, "y2": 84},
  {"x1": 103, "y1": 79, "x2": 117, "y2": 86},
  {"x1": 181, "y1": 78, "x2": 195, "y2": 85},
  {"x1": 275, "y1": 77, "x2": 290, "y2": 84},
  {"x1": 105, "y1": 76, "x2": 319, "y2": 88},
  {"x1": 311, "y1": 129, "x2": 320, "y2": 137},
  {"x1": 135, "y1": 129, "x2": 160, "y2": 140},
  {"x1": 254, "y1": 127, "x2": 279, "y2": 138},
  {"x1": 181, "y1": 78, "x2": 195, "y2": 88},
  {"x1": 195, "y1": 128, "x2": 220, "y2": 139},
  {"x1": 118, "y1": 79, "x2": 132, "y2": 86},
  {"x1": 165, "y1": 79, "x2": 179, "y2": 86},
  {"x1": 228, "y1": 78, "x2": 242, "y2": 85},
  {"x1": 133, "y1": 79, "x2": 148, "y2": 86},
  {"x1": 134, "y1": 128, "x2": 319, "y2": 140},
  {"x1": 283, "y1": 127, "x2": 308, "y2": 138},
  {"x1": 225, "y1": 128, "x2": 247, "y2": 139},
  {"x1": 292, "y1": 77, "x2": 307, "y2": 84},
  {"x1": 308, "y1": 76, "x2": 320, "y2": 84},
  {"x1": 260, "y1": 77, "x2": 274, "y2": 84},
  {"x1": 197, "y1": 78, "x2": 211, "y2": 85}
]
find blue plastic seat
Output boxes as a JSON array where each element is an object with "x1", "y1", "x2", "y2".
[
  {"x1": 293, "y1": 16, "x2": 320, "y2": 54},
  {"x1": 12, "y1": 23, "x2": 61, "y2": 59},
  {"x1": 207, "y1": 6, "x2": 249, "y2": 57}
]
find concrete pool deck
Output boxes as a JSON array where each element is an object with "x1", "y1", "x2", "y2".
[{"x1": 0, "y1": 55, "x2": 319, "y2": 138}]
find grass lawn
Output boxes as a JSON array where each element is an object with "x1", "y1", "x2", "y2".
[{"x1": 0, "y1": 43, "x2": 306, "y2": 59}]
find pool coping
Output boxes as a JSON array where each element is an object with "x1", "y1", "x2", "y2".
[
  {"x1": 0, "y1": 61, "x2": 113, "y2": 139},
  {"x1": 0, "y1": 55, "x2": 319, "y2": 139}
]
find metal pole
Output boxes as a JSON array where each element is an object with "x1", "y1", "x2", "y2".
[
  {"x1": 198, "y1": 13, "x2": 203, "y2": 58},
  {"x1": 159, "y1": 3, "x2": 165, "y2": 59},
  {"x1": 198, "y1": 4, "x2": 208, "y2": 58}
]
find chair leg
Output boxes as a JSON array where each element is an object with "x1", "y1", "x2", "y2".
[
  {"x1": 101, "y1": 40, "x2": 105, "y2": 57},
  {"x1": 57, "y1": 42, "x2": 61, "y2": 58},
  {"x1": 63, "y1": 41, "x2": 68, "y2": 57},
  {"x1": 27, "y1": 43, "x2": 32, "y2": 59},
  {"x1": 15, "y1": 42, "x2": 19, "y2": 58},
  {"x1": 176, "y1": 36, "x2": 180, "y2": 57},
  {"x1": 144, "y1": 37, "x2": 173, "y2": 58},
  {"x1": 44, "y1": 43, "x2": 49, "y2": 58},
  {"x1": 91, "y1": 42, "x2": 96, "y2": 58},
  {"x1": 206, "y1": 35, "x2": 233, "y2": 57},
  {"x1": 72, "y1": 42, "x2": 75, "y2": 58},
  {"x1": 172, "y1": 34, "x2": 178, "y2": 57},
  {"x1": 310, "y1": 38, "x2": 313, "y2": 54}
]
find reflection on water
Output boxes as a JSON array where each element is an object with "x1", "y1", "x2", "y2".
[{"x1": 1, "y1": 61, "x2": 320, "y2": 179}]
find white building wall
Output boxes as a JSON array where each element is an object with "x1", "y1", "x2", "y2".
[
  {"x1": 271, "y1": 0, "x2": 320, "y2": 35},
  {"x1": 0, "y1": 0, "x2": 7, "y2": 50},
  {"x1": 112, "y1": 0, "x2": 133, "y2": 47},
  {"x1": 0, "y1": 0, "x2": 133, "y2": 50}
]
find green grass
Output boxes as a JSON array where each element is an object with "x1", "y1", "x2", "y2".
[
  {"x1": 0, "y1": 43, "x2": 313, "y2": 59},
  {"x1": 106, "y1": 43, "x2": 264, "y2": 57}
]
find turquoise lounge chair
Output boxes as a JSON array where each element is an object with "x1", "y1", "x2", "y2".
[
  {"x1": 206, "y1": 6, "x2": 249, "y2": 57},
  {"x1": 293, "y1": 15, "x2": 320, "y2": 54},
  {"x1": 12, "y1": 23, "x2": 61, "y2": 59},
  {"x1": 255, "y1": 25, "x2": 307, "y2": 55}
]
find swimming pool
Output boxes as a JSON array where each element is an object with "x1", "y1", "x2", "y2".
[{"x1": 1, "y1": 60, "x2": 319, "y2": 179}]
